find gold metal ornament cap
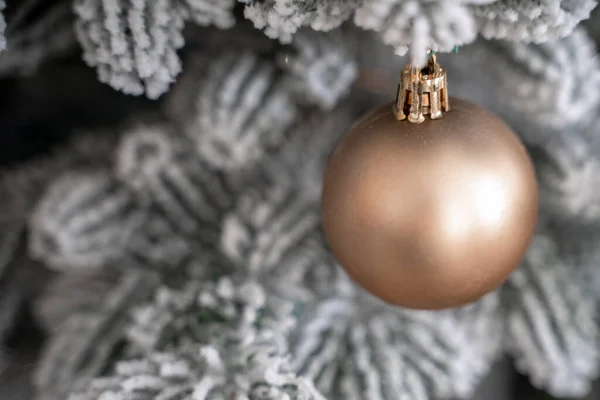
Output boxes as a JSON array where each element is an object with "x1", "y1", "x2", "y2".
[{"x1": 394, "y1": 53, "x2": 450, "y2": 123}]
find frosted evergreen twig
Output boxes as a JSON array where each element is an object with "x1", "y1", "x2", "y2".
[
  {"x1": 69, "y1": 276, "x2": 322, "y2": 400},
  {"x1": 504, "y1": 234, "x2": 599, "y2": 397},
  {"x1": 0, "y1": 1, "x2": 76, "y2": 76},
  {"x1": 0, "y1": 133, "x2": 116, "y2": 363},
  {"x1": 290, "y1": 292, "x2": 503, "y2": 400},
  {"x1": 0, "y1": 132, "x2": 117, "y2": 220},
  {"x1": 34, "y1": 269, "x2": 122, "y2": 334},
  {"x1": 453, "y1": 293, "x2": 505, "y2": 394},
  {"x1": 532, "y1": 131, "x2": 600, "y2": 225},
  {"x1": 243, "y1": 0, "x2": 361, "y2": 44},
  {"x1": 244, "y1": 0, "x2": 597, "y2": 66},
  {"x1": 112, "y1": 123, "x2": 234, "y2": 274},
  {"x1": 269, "y1": 103, "x2": 357, "y2": 196},
  {"x1": 177, "y1": 0, "x2": 236, "y2": 28},
  {"x1": 474, "y1": 0, "x2": 597, "y2": 43},
  {"x1": 166, "y1": 43, "x2": 356, "y2": 173},
  {"x1": 477, "y1": 29, "x2": 600, "y2": 134},
  {"x1": 34, "y1": 270, "x2": 158, "y2": 400},
  {"x1": 179, "y1": 50, "x2": 298, "y2": 171},
  {"x1": 67, "y1": 349, "x2": 209, "y2": 400},
  {"x1": 219, "y1": 111, "x2": 359, "y2": 297},
  {"x1": 29, "y1": 170, "x2": 146, "y2": 271},
  {"x1": 354, "y1": 0, "x2": 489, "y2": 66},
  {"x1": 279, "y1": 29, "x2": 358, "y2": 110},
  {"x1": 0, "y1": 0, "x2": 6, "y2": 51},
  {"x1": 73, "y1": 0, "x2": 186, "y2": 99},
  {"x1": 73, "y1": 0, "x2": 238, "y2": 98},
  {"x1": 115, "y1": 123, "x2": 233, "y2": 246}
]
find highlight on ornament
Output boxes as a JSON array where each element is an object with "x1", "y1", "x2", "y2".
[{"x1": 321, "y1": 53, "x2": 539, "y2": 311}]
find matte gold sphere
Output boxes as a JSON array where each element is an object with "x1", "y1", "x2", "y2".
[{"x1": 321, "y1": 98, "x2": 539, "y2": 310}]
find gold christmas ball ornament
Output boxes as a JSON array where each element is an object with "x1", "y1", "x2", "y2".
[{"x1": 321, "y1": 55, "x2": 539, "y2": 310}]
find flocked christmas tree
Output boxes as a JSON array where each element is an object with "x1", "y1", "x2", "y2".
[{"x1": 1, "y1": 0, "x2": 600, "y2": 399}]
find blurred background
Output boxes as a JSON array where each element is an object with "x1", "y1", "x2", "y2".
[{"x1": 1, "y1": 1, "x2": 600, "y2": 399}]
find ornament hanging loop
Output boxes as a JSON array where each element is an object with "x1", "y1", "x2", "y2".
[{"x1": 394, "y1": 53, "x2": 450, "y2": 123}]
